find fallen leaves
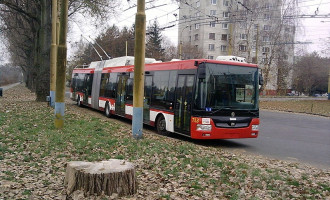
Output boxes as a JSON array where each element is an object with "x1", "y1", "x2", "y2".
[{"x1": 0, "y1": 85, "x2": 329, "y2": 199}]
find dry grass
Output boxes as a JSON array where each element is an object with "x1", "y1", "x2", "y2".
[
  {"x1": 1, "y1": 85, "x2": 329, "y2": 199},
  {"x1": 260, "y1": 100, "x2": 330, "y2": 117}
]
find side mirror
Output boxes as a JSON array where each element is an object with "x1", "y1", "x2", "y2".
[{"x1": 259, "y1": 73, "x2": 264, "y2": 85}]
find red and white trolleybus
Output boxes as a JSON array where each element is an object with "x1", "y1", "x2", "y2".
[{"x1": 71, "y1": 56, "x2": 262, "y2": 139}]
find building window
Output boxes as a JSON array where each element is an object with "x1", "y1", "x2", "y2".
[
  {"x1": 210, "y1": 10, "x2": 216, "y2": 16},
  {"x1": 196, "y1": 1, "x2": 200, "y2": 7},
  {"x1": 221, "y1": 34, "x2": 228, "y2": 40},
  {"x1": 209, "y1": 44, "x2": 215, "y2": 51},
  {"x1": 254, "y1": 24, "x2": 259, "y2": 29},
  {"x1": 239, "y1": 22, "x2": 247, "y2": 29},
  {"x1": 211, "y1": 0, "x2": 217, "y2": 5},
  {"x1": 189, "y1": 26, "x2": 192, "y2": 31},
  {"x1": 195, "y1": 23, "x2": 200, "y2": 29},
  {"x1": 264, "y1": 14, "x2": 271, "y2": 20},
  {"x1": 209, "y1": 33, "x2": 215, "y2": 40},
  {"x1": 262, "y1": 47, "x2": 270, "y2": 53},
  {"x1": 239, "y1": 45, "x2": 247, "y2": 52},
  {"x1": 240, "y1": 33, "x2": 247, "y2": 40},
  {"x1": 253, "y1": 35, "x2": 257, "y2": 41},
  {"x1": 195, "y1": 34, "x2": 199, "y2": 40},
  {"x1": 210, "y1": 21, "x2": 216, "y2": 27},
  {"x1": 221, "y1": 45, "x2": 227, "y2": 52},
  {"x1": 264, "y1": 25, "x2": 271, "y2": 31},
  {"x1": 195, "y1": 45, "x2": 198, "y2": 49},
  {"x1": 208, "y1": 55, "x2": 214, "y2": 59},
  {"x1": 251, "y1": 45, "x2": 256, "y2": 52},
  {"x1": 263, "y1": 36, "x2": 270, "y2": 42},
  {"x1": 264, "y1": 3, "x2": 272, "y2": 10},
  {"x1": 223, "y1": 12, "x2": 229, "y2": 18},
  {"x1": 222, "y1": 23, "x2": 228, "y2": 29},
  {"x1": 262, "y1": 58, "x2": 268, "y2": 64},
  {"x1": 223, "y1": 0, "x2": 229, "y2": 6},
  {"x1": 189, "y1": 36, "x2": 191, "y2": 42}
]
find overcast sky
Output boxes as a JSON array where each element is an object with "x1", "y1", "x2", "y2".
[
  {"x1": 68, "y1": 0, "x2": 330, "y2": 58},
  {"x1": 1, "y1": 0, "x2": 330, "y2": 64}
]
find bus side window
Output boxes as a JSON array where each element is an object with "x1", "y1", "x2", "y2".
[
  {"x1": 77, "y1": 74, "x2": 85, "y2": 92},
  {"x1": 126, "y1": 78, "x2": 133, "y2": 101},
  {"x1": 109, "y1": 73, "x2": 117, "y2": 98},
  {"x1": 100, "y1": 73, "x2": 109, "y2": 97},
  {"x1": 152, "y1": 71, "x2": 170, "y2": 109},
  {"x1": 167, "y1": 71, "x2": 177, "y2": 102}
]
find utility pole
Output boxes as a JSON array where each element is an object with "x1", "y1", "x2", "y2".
[
  {"x1": 228, "y1": 23, "x2": 233, "y2": 55},
  {"x1": 54, "y1": 0, "x2": 68, "y2": 128},
  {"x1": 50, "y1": 0, "x2": 58, "y2": 108},
  {"x1": 255, "y1": 24, "x2": 259, "y2": 64},
  {"x1": 132, "y1": 0, "x2": 146, "y2": 139},
  {"x1": 328, "y1": 66, "x2": 330, "y2": 100}
]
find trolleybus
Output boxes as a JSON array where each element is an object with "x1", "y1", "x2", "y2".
[{"x1": 71, "y1": 56, "x2": 262, "y2": 139}]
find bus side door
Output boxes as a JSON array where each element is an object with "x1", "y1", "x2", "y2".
[
  {"x1": 143, "y1": 75, "x2": 153, "y2": 124},
  {"x1": 115, "y1": 75, "x2": 129, "y2": 116},
  {"x1": 174, "y1": 74, "x2": 195, "y2": 134}
]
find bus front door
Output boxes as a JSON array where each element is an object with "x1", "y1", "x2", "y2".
[
  {"x1": 174, "y1": 75, "x2": 195, "y2": 134},
  {"x1": 143, "y1": 76, "x2": 153, "y2": 124},
  {"x1": 115, "y1": 75, "x2": 129, "y2": 116}
]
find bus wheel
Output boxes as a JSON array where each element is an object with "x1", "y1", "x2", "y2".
[
  {"x1": 77, "y1": 96, "x2": 82, "y2": 107},
  {"x1": 105, "y1": 103, "x2": 111, "y2": 118},
  {"x1": 156, "y1": 115, "x2": 168, "y2": 135}
]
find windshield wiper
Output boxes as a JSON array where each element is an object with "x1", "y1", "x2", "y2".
[{"x1": 209, "y1": 107, "x2": 233, "y2": 115}]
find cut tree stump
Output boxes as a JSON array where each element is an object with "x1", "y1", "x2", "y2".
[{"x1": 64, "y1": 159, "x2": 137, "y2": 197}]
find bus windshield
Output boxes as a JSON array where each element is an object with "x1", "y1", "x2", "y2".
[{"x1": 194, "y1": 63, "x2": 258, "y2": 111}]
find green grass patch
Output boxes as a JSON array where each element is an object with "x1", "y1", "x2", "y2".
[{"x1": 0, "y1": 97, "x2": 329, "y2": 199}]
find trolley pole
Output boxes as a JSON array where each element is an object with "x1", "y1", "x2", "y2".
[
  {"x1": 54, "y1": 0, "x2": 68, "y2": 128},
  {"x1": 50, "y1": 0, "x2": 58, "y2": 108},
  {"x1": 132, "y1": 0, "x2": 146, "y2": 139}
]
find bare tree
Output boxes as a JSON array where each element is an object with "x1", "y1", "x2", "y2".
[
  {"x1": 292, "y1": 52, "x2": 329, "y2": 96},
  {"x1": 229, "y1": 0, "x2": 298, "y2": 94},
  {"x1": 0, "y1": 0, "x2": 120, "y2": 101}
]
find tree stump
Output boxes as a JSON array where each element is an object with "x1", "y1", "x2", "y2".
[{"x1": 64, "y1": 159, "x2": 137, "y2": 197}]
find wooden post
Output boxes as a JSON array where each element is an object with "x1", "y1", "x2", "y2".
[
  {"x1": 65, "y1": 159, "x2": 137, "y2": 197},
  {"x1": 50, "y1": 0, "x2": 58, "y2": 108},
  {"x1": 132, "y1": 0, "x2": 146, "y2": 139},
  {"x1": 54, "y1": 0, "x2": 68, "y2": 128}
]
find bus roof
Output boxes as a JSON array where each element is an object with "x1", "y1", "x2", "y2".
[{"x1": 73, "y1": 58, "x2": 258, "y2": 74}]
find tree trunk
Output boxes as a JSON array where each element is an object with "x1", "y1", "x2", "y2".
[
  {"x1": 35, "y1": 0, "x2": 51, "y2": 101},
  {"x1": 65, "y1": 159, "x2": 137, "y2": 197}
]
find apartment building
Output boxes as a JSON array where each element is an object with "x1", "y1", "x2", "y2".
[{"x1": 178, "y1": 0, "x2": 295, "y2": 94}]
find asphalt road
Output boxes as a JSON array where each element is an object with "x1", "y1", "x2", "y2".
[{"x1": 194, "y1": 110, "x2": 330, "y2": 169}]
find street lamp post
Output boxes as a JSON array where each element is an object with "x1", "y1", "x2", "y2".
[{"x1": 179, "y1": 25, "x2": 189, "y2": 60}]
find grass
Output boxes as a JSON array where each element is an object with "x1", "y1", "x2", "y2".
[
  {"x1": 260, "y1": 100, "x2": 330, "y2": 117},
  {"x1": 0, "y1": 85, "x2": 329, "y2": 199}
]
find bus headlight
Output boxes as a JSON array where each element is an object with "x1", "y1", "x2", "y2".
[
  {"x1": 196, "y1": 124, "x2": 212, "y2": 131},
  {"x1": 252, "y1": 125, "x2": 259, "y2": 131}
]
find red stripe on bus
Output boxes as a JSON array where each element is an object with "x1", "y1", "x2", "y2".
[{"x1": 150, "y1": 109, "x2": 174, "y2": 115}]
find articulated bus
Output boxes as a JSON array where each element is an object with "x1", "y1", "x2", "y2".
[{"x1": 71, "y1": 56, "x2": 262, "y2": 139}]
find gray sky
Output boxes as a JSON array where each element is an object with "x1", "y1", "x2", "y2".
[
  {"x1": 68, "y1": 0, "x2": 330, "y2": 58},
  {"x1": 1, "y1": 0, "x2": 330, "y2": 64}
]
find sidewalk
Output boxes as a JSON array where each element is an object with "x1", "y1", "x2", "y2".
[{"x1": 0, "y1": 82, "x2": 21, "y2": 91}]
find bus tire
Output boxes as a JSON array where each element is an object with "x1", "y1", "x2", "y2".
[
  {"x1": 105, "y1": 102, "x2": 111, "y2": 118},
  {"x1": 77, "y1": 96, "x2": 82, "y2": 107},
  {"x1": 156, "y1": 115, "x2": 168, "y2": 135}
]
